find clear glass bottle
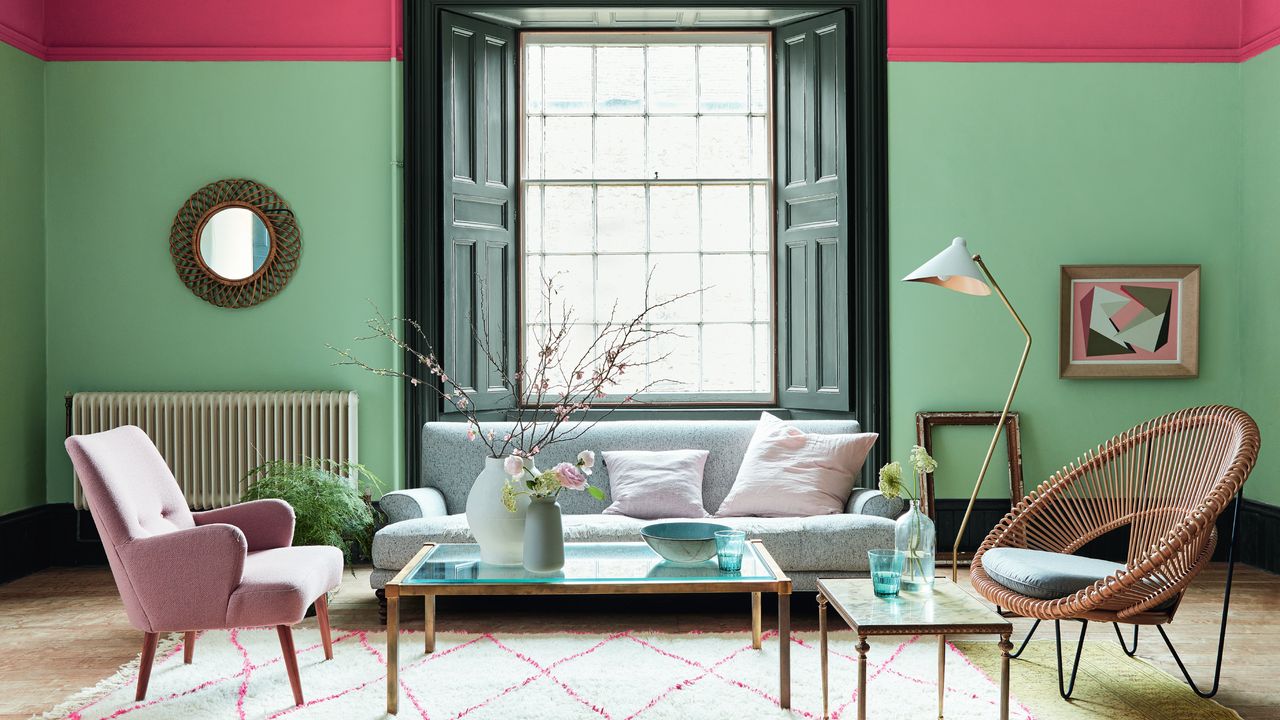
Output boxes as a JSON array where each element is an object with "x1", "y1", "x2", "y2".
[{"x1": 894, "y1": 499, "x2": 936, "y2": 591}]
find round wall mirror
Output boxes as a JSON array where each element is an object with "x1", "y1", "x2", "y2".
[
  {"x1": 196, "y1": 205, "x2": 274, "y2": 282},
  {"x1": 169, "y1": 178, "x2": 300, "y2": 308}
]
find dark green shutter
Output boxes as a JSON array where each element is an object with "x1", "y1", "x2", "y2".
[
  {"x1": 441, "y1": 12, "x2": 517, "y2": 411},
  {"x1": 775, "y1": 11, "x2": 850, "y2": 412}
]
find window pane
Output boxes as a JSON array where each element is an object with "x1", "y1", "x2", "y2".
[
  {"x1": 543, "y1": 116, "x2": 592, "y2": 178},
  {"x1": 526, "y1": 46, "x2": 543, "y2": 114},
  {"x1": 752, "y1": 185, "x2": 770, "y2": 251},
  {"x1": 699, "y1": 46, "x2": 749, "y2": 114},
  {"x1": 647, "y1": 116, "x2": 697, "y2": 179},
  {"x1": 750, "y1": 45, "x2": 768, "y2": 114},
  {"x1": 647, "y1": 46, "x2": 696, "y2": 113},
  {"x1": 648, "y1": 254, "x2": 701, "y2": 323},
  {"x1": 525, "y1": 117, "x2": 544, "y2": 179},
  {"x1": 541, "y1": 255, "x2": 595, "y2": 323},
  {"x1": 524, "y1": 185, "x2": 543, "y2": 253},
  {"x1": 596, "y1": 186, "x2": 646, "y2": 253},
  {"x1": 699, "y1": 116, "x2": 750, "y2": 177},
  {"x1": 649, "y1": 185, "x2": 699, "y2": 252},
  {"x1": 751, "y1": 116, "x2": 768, "y2": 178},
  {"x1": 647, "y1": 324, "x2": 700, "y2": 392},
  {"x1": 702, "y1": 324, "x2": 754, "y2": 391},
  {"x1": 543, "y1": 47, "x2": 592, "y2": 113},
  {"x1": 701, "y1": 185, "x2": 751, "y2": 251},
  {"x1": 542, "y1": 186, "x2": 592, "y2": 253},
  {"x1": 753, "y1": 254, "x2": 771, "y2": 322},
  {"x1": 703, "y1": 255, "x2": 753, "y2": 322},
  {"x1": 754, "y1": 324, "x2": 771, "y2": 392},
  {"x1": 596, "y1": 47, "x2": 644, "y2": 114},
  {"x1": 596, "y1": 254, "x2": 646, "y2": 322},
  {"x1": 595, "y1": 116, "x2": 645, "y2": 178}
]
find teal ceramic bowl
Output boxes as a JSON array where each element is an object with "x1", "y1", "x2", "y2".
[{"x1": 640, "y1": 522, "x2": 732, "y2": 564}]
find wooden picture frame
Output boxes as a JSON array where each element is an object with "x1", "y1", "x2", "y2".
[
  {"x1": 1059, "y1": 264, "x2": 1200, "y2": 379},
  {"x1": 914, "y1": 411, "x2": 1025, "y2": 526}
]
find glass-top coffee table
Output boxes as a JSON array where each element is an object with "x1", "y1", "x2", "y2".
[
  {"x1": 384, "y1": 541, "x2": 793, "y2": 714},
  {"x1": 816, "y1": 578, "x2": 1014, "y2": 720}
]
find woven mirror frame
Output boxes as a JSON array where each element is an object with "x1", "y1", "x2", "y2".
[{"x1": 169, "y1": 178, "x2": 301, "y2": 308}]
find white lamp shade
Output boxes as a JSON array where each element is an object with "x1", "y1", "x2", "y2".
[{"x1": 902, "y1": 237, "x2": 991, "y2": 296}]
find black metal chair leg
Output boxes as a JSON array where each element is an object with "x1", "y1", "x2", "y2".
[
  {"x1": 1009, "y1": 619, "x2": 1042, "y2": 659},
  {"x1": 1113, "y1": 623, "x2": 1139, "y2": 657},
  {"x1": 1055, "y1": 620, "x2": 1088, "y2": 700},
  {"x1": 1148, "y1": 491, "x2": 1243, "y2": 699}
]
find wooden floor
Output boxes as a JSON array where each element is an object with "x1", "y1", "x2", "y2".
[{"x1": 0, "y1": 563, "x2": 1276, "y2": 719}]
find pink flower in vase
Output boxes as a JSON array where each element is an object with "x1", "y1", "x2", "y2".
[
  {"x1": 553, "y1": 462, "x2": 588, "y2": 490},
  {"x1": 503, "y1": 455, "x2": 525, "y2": 478}
]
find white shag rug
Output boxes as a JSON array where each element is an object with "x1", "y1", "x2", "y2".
[{"x1": 40, "y1": 628, "x2": 1035, "y2": 720}]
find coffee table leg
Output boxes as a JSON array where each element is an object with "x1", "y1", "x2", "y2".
[
  {"x1": 779, "y1": 591, "x2": 791, "y2": 709},
  {"x1": 751, "y1": 592, "x2": 762, "y2": 650},
  {"x1": 999, "y1": 633, "x2": 1013, "y2": 720},
  {"x1": 386, "y1": 588, "x2": 400, "y2": 715},
  {"x1": 818, "y1": 592, "x2": 829, "y2": 719},
  {"x1": 937, "y1": 634, "x2": 946, "y2": 719},
  {"x1": 856, "y1": 635, "x2": 870, "y2": 720},
  {"x1": 424, "y1": 594, "x2": 436, "y2": 654}
]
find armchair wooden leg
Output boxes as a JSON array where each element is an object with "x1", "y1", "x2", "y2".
[
  {"x1": 277, "y1": 625, "x2": 304, "y2": 706},
  {"x1": 136, "y1": 632, "x2": 159, "y2": 701},
  {"x1": 183, "y1": 631, "x2": 196, "y2": 664},
  {"x1": 315, "y1": 594, "x2": 335, "y2": 661}
]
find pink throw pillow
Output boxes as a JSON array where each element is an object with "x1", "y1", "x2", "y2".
[
  {"x1": 601, "y1": 450, "x2": 711, "y2": 520},
  {"x1": 715, "y1": 412, "x2": 878, "y2": 518}
]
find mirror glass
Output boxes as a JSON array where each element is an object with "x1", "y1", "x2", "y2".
[{"x1": 197, "y1": 207, "x2": 271, "y2": 281}]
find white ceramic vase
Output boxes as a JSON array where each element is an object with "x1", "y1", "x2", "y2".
[{"x1": 466, "y1": 456, "x2": 533, "y2": 565}]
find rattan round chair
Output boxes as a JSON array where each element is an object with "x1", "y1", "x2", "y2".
[{"x1": 970, "y1": 405, "x2": 1259, "y2": 699}]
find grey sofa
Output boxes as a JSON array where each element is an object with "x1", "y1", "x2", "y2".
[{"x1": 371, "y1": 418, "x2": 904, "y2": 598}]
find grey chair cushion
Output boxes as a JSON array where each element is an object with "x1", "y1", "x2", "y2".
[
  {"x1": 982, "y1": 547, "x2": 1124, "y2": 600},
  {"x1": 372, "y1": 512, "x2": 895, "y2": 575}
]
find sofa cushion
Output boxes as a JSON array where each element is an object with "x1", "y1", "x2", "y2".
[
  {"x1": 982, "y1": 547, "x2": 1124, "y2": 600},
  {"x1": 716, "y1": 413, "x2": 878, "y2": 518},
  {"x1": 373, "y1": 512, "x2": 895, "y2": 574},
  {"x1": 601, "y1": 449, "x2": 710, "y2": 519}
]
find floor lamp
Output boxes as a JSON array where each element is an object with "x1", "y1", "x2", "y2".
[{"x1": 903, "y1": 237, "x2": 1032, "y2": 582}]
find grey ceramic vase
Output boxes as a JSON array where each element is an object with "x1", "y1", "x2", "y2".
[{"x1": 522, "y1": 496, "x2": 565, "y2": 572}]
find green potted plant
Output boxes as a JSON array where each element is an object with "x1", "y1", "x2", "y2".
[{"x1": 240, "y1": 458, "x2": 383, "y2": 566}]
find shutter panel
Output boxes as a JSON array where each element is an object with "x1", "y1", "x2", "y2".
[
  {"x1": 441, "y1": 12, "x2": 517, "y2": 411},
  {"x1": 775, "y1": 11, "x2": 850, "y2": 412}
]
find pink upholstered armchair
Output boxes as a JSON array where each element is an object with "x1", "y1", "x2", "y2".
[{"x1": 65, "y1": 425, "x2": 343, "y2": 705}]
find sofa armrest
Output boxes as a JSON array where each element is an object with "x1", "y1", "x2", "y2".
[
  {"x1": 378, "y1": 488, "x2": 449, "y2": 523},
  {"x1": 847, "y1": 488, "x2": 906, "y2": 519}
]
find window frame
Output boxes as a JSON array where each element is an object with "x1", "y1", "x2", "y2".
[
  {"x1": 516, "y1": 30, "x2": 778, "y2": 407},
  {"x1": 404, "y1": 1, "x2": 888, "y2": 490}
]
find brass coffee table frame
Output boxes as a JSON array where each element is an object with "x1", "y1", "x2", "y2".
[
  {"x1": 816, "y1": 578, "x2": 1014, "y2": 720},
  {"x1": 385, "y1": 540, "x2": 793, "y2": 715}
]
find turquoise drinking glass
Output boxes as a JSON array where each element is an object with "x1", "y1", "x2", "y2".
[
  {"x1": 868, "y1": 549, "x2": 906, "y2": 597},
  {"x1": 715, "y1": 530, "x2": 747, "y2": 572}
]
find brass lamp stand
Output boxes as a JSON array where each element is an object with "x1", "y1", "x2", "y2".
[{"x1": 903, "y1": 237, "x2": 1031, "y2": 581}]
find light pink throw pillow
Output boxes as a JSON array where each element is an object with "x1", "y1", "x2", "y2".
[
  {"x1": 715, "y1": 413, "x2": 878, "y2": 518},
  {"x1": 601, "y1": 450, "x2": 711, "y2": 519}
]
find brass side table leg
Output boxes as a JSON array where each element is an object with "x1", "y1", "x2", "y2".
[
  {"x1": 856, "y1": 635, "x2": 870, "y2": 720},
  {"x1": 778, "y1": 591, "x2": 791, "y2": 709},
  {"x1": 751, "y1": 592, "x2": 763, "y2": 650},
  {"x1": 386, "y1": 588, "x2": 400, "y2": 715},
  {"x1": 937, "y1": 634, "x2": 946, "y2": 719},
  {"x1": 818, "y1": 592, "x2": 829, "y2": 719},
  {"x1": 425, "y1": 594, "x2": 436, "y2": 654},
  {"x1": 999, "y1": 633, "x2": 1013, "y2": 720}
]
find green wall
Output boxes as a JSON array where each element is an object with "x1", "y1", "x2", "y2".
[
  {"x1": 0, "y1": 42, "x2": 47, "y2": 514},
  {"x1": 1242, "y1": 47, "x2": 1280, "y2": 506},
  {"x1": 888, "y1": 62, "x2": 1251, "y2": 501},
  {"x1": 43, "y1": 62, "x2": 403, "y2": 502}
]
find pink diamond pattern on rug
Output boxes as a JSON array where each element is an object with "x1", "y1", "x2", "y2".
[{"x1": 48, "y1": 628, "x2": 1035, "y2": 720}]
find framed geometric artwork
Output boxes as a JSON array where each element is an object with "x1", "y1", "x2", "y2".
[{"x1": 1059, "y1": 264, "x2": 1200, "y2": 379}]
